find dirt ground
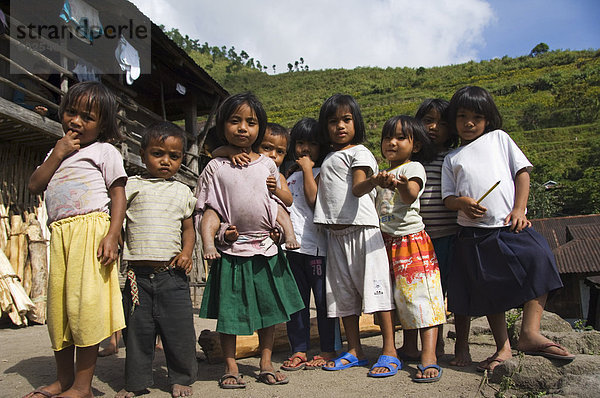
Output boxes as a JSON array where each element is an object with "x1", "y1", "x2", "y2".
[{"x1": 0, "y1": 309, "x2": 515, "y2": 398}]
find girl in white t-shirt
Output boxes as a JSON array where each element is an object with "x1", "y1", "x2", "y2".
[
  {"x1": 442, "y1": 86, "x2": 573, "y2": 372},
  {"x1": 374, "y1": 115, "x2": 445, "y2": 382},
  {"x1": 312, "y1": 94, "x2": 400, "y2": 378},
  {"x1": 280, "y1": 117, "x2": 342, "y2": 371}
]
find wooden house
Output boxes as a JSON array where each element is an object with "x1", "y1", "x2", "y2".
[
  {"x1": 0, "y1": 0, "x2": 228, "y2": 214},
  {"x1": 0, "y1": 1, "x2": 228, "y2": 312},
  {"x1": 531, "y1": 214, "x2": 600, "y2": 328}
]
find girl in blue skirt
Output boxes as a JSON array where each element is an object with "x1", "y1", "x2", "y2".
[
  {"x1": 195, "y1": 93, "x2": 304, "y2": 388},
  {"x1": 441, "y1": 86, "x2": 574, "y2": 372}
]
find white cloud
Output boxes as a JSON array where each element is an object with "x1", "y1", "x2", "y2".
[{"x1": 129, "y1": 0, "x2": 494, "y2": 71}]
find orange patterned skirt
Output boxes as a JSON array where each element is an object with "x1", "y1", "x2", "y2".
[{"x1": 383, "y1": 230, "x2": 446, "y2": 329}]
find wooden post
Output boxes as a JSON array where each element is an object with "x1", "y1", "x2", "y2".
[{"x1": 184, "y1": 93, "x2": 198, "y2": 173}]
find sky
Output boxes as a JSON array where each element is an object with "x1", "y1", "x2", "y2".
[{"x1": 129, "y1": 0, "x2": 599, "y2": 73}]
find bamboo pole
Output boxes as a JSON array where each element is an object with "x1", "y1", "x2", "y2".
[
  {"x1": 0, "y1": 249, "x2": 34, "y2": 326},
  {"x1": 8, "y1": 215, "x2": 21, "y2": 275},
  {"x1": 26, "y1": 214, "x2": 48, "y2": 324}
]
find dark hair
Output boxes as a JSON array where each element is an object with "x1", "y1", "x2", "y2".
[
  {"x1": 215, "y1": 92, "x2": 267, "y2": 151},
  {"x1": 447, "y1": 86, "x2": 502, "y2": 139},
  {"x1": 265, "y1": 122, "x2": 290, "y2": 151},
  {"x1": 380, "y1": 115, "x2": 434, "y2": 163},
  {"x1": 415, "y1": 98, "x2": 457, "y2": 149},
  {"x1": 59, "y1": 81, "x2": 121, "y2": 142},
  {"x1": 288, "y1": 117, "x2": 330, "y2": 166},
  {"x1": 318, "y1": 94, "x2": 365, "y2": 146},
  {"x1": 140, "y1": 121, "x2": 187, "y2": 150}
]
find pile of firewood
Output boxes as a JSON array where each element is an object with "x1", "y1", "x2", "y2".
[{"x1": 0, "y1": 194, "x2": 49, "y2": 326}]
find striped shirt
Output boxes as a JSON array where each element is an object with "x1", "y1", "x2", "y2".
[
  {"x1": 421, "y1": 151, "x2": 459, "y2": 239},
  {"x1": 123, "y1": 176, "x2": 196, "y2": 261}
]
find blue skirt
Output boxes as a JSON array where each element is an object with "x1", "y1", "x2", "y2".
[{"x1": 447, "y1": 226, "x2": 563, "y2": 316}]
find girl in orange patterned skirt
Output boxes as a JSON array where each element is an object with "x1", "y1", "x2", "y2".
[{"x1": 374, "y1": 115, "x2": 446, "y2": 383}]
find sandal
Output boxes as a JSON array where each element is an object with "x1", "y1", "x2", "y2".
[
  {"x1": 412, "y1": 364, "x2": 443, "y2": 383},
  {"x1": 22, "y1": 388, "x2": 55, "y2": 398},
  {"x1": 280, "y1": 353, "x2": 307, "y2": 371},
  {"x1": 522, "y1": 342, "x2": 575, "y2": 361},
  {"x1": 256, "y1": 371, "x2": 289, "y2": 385},
  {"x1": 368, "y1": 355, "x2": 402, "y2": 377},
  {"x1": 305, "y1": 355, "x2": 328, "y2": 370},
  {"x1": 322, "y1": 352, "x2": 368, "y2": 371},
  {"x1": 476, "y1": 356, "x2": 505, "y2": 372},
  {"x1": 218, "y1": 373, "x2": 246, "y2": 389}
]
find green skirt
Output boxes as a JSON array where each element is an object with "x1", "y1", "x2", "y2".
[{"x1": 199, "y1": 250, "x2": 304, "y2": 335}]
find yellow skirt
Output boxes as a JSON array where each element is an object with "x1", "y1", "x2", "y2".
[{"x1": 47, "y1": 212, "x2": 125, "y2": 351}]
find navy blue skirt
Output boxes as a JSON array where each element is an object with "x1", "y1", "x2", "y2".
[{"x1": 447, "y1": 226, "x2": 563, "y2": 316}]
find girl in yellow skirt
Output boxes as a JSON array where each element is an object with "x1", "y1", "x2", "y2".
[
  {"x1": 26, "y1": 81, "x2": 126, "y2": 398},
  {"x1": 374, "y1": 115, "x2": 446, "y2": 383}
]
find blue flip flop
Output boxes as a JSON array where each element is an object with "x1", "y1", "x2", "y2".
[
  {"x1": 368, "y1": 355, "x2": 402, "y2": 377},
  {"x1": 322, "y1": 352, "x2": 368, "y2": 371},
  {"x1": 412, "y1": 364, "x2": 443, "y2": 383}
]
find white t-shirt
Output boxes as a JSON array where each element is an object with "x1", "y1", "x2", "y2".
[
  {"x1": 376, "y1": 161, "x2": 426, "y2": 236},
  {"x1": 44, "y1": 142, "x2": 127, "y2": 224},
  {"x1": 313, "y1": 145, "x2": 379, "y2": 227},
  {"x1": 287, "y1": 168, "x2": 327, "y2": 256},
  {"x1": 441, "y1": 129, "x2": 532, "y2": 228}
]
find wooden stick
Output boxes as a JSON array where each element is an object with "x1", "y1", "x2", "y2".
[{"x1": 476, "y1": 180, "x2": 501, "y2": 204}]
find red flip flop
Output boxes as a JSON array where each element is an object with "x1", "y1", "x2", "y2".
[{"x1": 280, "y1": 353, "x2": 307, "y2": 371}]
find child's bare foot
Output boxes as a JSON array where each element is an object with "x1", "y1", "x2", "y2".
[
  {"x1": 224, "y1": 225, "x2": 239, "y2": 243},
  {"x1": 172, "y1": 384, "x2": 193, "y2": 397},
  {"x1": 285, "y1": 237, "x2": 301, "y2": 250},
  {"x1": 53, "y1": 387, "x2": 94, "y2": 397},
  {"x1": 449, "y1": 349, "x2": 472, "y2": 367},
  {"x1": 202, "y1": 243, "x2": 220, "y2": 260},
  {"x1": 115, "y1": 389, "x2": 138, "y2": 398},
  {"x1": 98, "y1": 343, "x2": 118, "y2": 357}
]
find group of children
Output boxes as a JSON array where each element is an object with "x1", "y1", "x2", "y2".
[{"x1": 24, "y1": 80, "x2": 574, "y2": 398}]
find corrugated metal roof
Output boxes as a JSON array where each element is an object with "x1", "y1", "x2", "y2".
[{"x1": 531, "y1": 215, "x2": 600, "y2": 275}]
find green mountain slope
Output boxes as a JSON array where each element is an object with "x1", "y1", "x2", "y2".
[{"x1": 172, "y1": 30, "x2": 599, "y2": 217}]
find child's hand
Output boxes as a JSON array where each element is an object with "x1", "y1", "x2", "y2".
[
  {"x1": 55, "y1": 130, "x2": 81, "y2": 159},
  {"x1": 97, "y1": 233, "x2": 120, "y2": 266},
  {"x1": 504, "y1": 208, "x2": 531, "y2": 233},
  {"x1": 266, "y1": 176, "x2": 277, "y2": 193},
  {"x1": 170, "y1": 251, "x2": 193, "y2": 274},
  {"x1": 392, "y1": 174, "x2": 409, "y2": 190},
  {"x1": 224, "y1": 225, "x2": 239, "y2": 243},
  {"x1": 296, "y1": 155, "x2": 314, "y2": 171},
  {"x1": 457, "y1": 196, "x2": 487, "y2": 219},
  {"x1": 34, "y1": 105, "x2": 48, "y2": 116},
  {"x1": 374, "y1": 171, "x2": 395, "y2": 188},
  {"x1": 231, "y1": 151, "x2": 251, "y2": 167}
]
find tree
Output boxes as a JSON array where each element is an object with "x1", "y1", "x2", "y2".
[{"x1": 530, "y1": 42, "x2": 549, "y2": 57}]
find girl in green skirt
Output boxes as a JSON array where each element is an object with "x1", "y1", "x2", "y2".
[{"x1": 195, "y1": 93, "x2": 304, "y2": 389}]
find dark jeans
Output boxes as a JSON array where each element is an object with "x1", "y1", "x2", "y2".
[
  {"x1": 122, "y1": 267, "x2": 197, "y2": 391},
  {"x1": 285, "y1": 251, "x2": 341, "y2": 353}
]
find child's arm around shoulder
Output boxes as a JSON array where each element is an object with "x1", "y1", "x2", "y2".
[
  {"x1": 97, "y1": 177, "x2": 126, "y2": 266},
  {"x1": 28, "y1": 131, "x2": 81, "y2": 194},
  {"x1": 212, "y1": 145, "x2": 251, "y2": 167},
  {"x1": 267, "y1": 172, "x2": 293, "y2": 207}
]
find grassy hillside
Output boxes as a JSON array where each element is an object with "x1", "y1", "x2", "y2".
[{"x1": 178, "y1": 35, "x2": 600, "y2": 217}]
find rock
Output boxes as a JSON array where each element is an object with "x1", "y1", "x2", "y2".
[{"x1": 490, "y1": 354, "x2": 600, "y2": 396}]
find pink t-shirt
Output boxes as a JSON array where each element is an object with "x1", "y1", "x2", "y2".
[
  {"x1": 44, "y1": 142, "x2": 127, "y2": 224},
  {"x1": 195, "y1": 155, "x2": 280, "y2": 257}
]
